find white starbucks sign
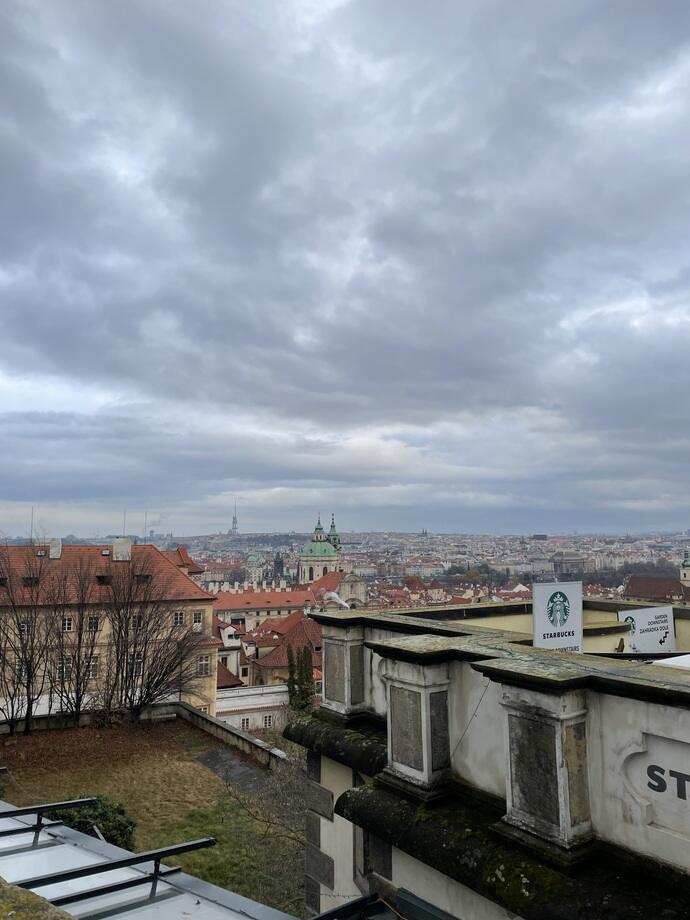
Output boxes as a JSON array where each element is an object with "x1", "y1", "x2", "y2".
[{"x1": 533, "y1": 581, "x2": 583, "y2": 652}]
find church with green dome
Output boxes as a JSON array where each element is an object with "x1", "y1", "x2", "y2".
[{"x1": 299, "y1": 514, "x2": 342, "y2": 583}]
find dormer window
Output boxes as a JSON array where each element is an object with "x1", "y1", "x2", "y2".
[
  {"x1": 23, "y1": 576, "x2": 39, "y2": 588},
  {"x1": 96, "y1": 575, "x2": 112, "y2": 586}
]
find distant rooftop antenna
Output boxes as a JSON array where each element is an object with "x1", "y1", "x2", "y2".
[
  {"x1": 30, "y1": 506, "x2": 34, "y2": 543},
  {"x1": 122, "y1": 510, "x2": 127, "y2": 537}
]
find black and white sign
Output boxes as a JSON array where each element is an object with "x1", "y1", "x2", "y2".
[
  {"x1": 533, "y1": 581, "x2": 583, "y2": 652},
  {"x1": 617, "y1": 605, "x2": 676, "y2": 653}
]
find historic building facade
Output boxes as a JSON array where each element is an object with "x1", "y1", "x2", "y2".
[
  {"x1": 286, "y1": 605, "x2": 690, "y2": 919},
  {"x1": 299, "y1": 515, "x2": 342, "y2": 584}
]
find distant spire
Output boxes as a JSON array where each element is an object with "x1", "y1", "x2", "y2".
[{"x1": 327, "y1": 513, "x2": 340, "y2": 550}]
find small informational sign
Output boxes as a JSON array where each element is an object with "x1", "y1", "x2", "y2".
[
  {"x1": 617, "y1": 606, "x2": 676, "y2": 653},
  {"x1": 533, "y1": 581, "x2": 583, "y2": 653}
]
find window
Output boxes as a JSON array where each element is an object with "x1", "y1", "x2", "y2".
[
  {"x1": 199, "y1": 706, "x2": 209, "y2": 714},
  {"x1": 57, "y1": 656, "x2": 72, "y2": 681},
  {"x1": 263, "y1": 714, "x2": 273, "y2": 728},
  {"x1": 240, "y1": 666, "x2": 249, "y2": 678},
  {"x1": 0, "y1": 577, "x2": 7, "y2": 587},
  {"x1": 133, "y1": 614, "x2": 143, "y2": 629},
  {"x1": 241, "y1": 717, "x2": 250, "y2": 731},
  {"x1": 87, "y1": 615, "x2": 99, "y2": 632},
  {"x1": 192, "y1": 610, "x2": 203, "y2": 632},
  {"x1": 23, "y1": 576, "x2": 39, "y2": 588},
  {"x1": 96, "y1": 575, "x2": 112, "y2": 586},
  {"x1": 88, "y1": 656, "x2": 99, "y2": 679},
  {"x1": 173, "y1": 611, "x2": 185, "y2": 628},
  {"x1": 18, "y1": 620, "x2": 27, "y2": 637},
  {"x1": 197, "y1": 655, "x2": 210, "y2": 677},
  {"x1": 135, "y1": 573, "x2": 151, "y2": 584},
  {"x1": 62, "y1": 616, "x2": 73, "y2": 633},
  {"x1": 132, "y1": 653, "x2": 143, "y2": 677}
]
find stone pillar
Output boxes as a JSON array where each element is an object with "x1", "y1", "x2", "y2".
[
  {"x1": 380, "y1": 657, "x2": 450, "y2": 795},
  {"x1": 321, "y1": 625, "x2": 366, "y2": 719},
  {"x1": 500, "y1": 685, "x2": 592, "y2": 851}
]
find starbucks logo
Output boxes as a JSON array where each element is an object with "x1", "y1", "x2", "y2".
[{"x1": 547, "y1": 591, "x2": 570, "y2": 628}]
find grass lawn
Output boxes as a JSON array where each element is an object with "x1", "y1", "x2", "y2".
[{"x1": 0, "y1": 720, "x2": 304, "y2": 915}]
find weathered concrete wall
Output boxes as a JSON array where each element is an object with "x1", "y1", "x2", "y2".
[
  {"x1": 364, "y1": 627, "x2": 396, "y2": 717},
  {"x1": 458, "y1": 613, "x2": 630, "y2": 653},
  {"x1": 675, "y1": 616, "x2": 690, "y2": 649},
  {"x1": 391, "y1": 849, "x2": 523, "y2": 920},
  {"x1": 587, "y1": 688, "x2": 690, "y2": 872},
  {"x1": 148, "y1": 702, "x2": 287, "y2": 768},
  {"x1": 449, "y1": 660, "x2": 505, "y2": 798},
  {"x1": 317, "y1": 756, "x2": 361, "y2": 910}
]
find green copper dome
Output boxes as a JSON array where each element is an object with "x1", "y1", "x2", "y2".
[{"x1": 300, "y1": 539, "x2": 338, "y2": 558}]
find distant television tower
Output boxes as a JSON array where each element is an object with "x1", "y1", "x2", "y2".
[{"x1": 231, "y1": 501, "x2": 238, "y2": 536}]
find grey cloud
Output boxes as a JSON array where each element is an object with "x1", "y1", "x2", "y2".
[{"x1": 2, "y1": 0, "x2": 690, "y2": 531}]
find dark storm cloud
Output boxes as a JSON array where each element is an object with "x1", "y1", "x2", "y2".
[{"x1": 2, "y1": 0, "x2": 690, "y2": 532}]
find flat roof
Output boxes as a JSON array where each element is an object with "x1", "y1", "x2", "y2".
[{"x1": 0, "y1": 800, "x2": 293, "y2": 920}]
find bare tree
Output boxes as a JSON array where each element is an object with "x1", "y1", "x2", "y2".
[
  {"x1": 0, "y1": 618, "x2": 26, "y2": 735},
  {"x1": 44, "y1": 554, "x2": 101, "y2": 726},
  {"x1": 221, "y1": 748, "x2": 308, "y2": 913},
  {"x1": 97, "y1": 555, "x2": 207, "y2": 721},
  {"x1": 0, "y1": 544, "x2": 55, "y2": 734}
]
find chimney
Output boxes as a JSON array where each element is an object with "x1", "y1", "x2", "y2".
[
  {"x1": 234, "y1": 581, "x2": 239, "y2": 592},
  {"x1": 49, "y1": 538, "x2": 62, "y2": 560},
  {"x1": 113, "y1": 537, "x2": 132, "y2": 561},
  {"x1": 279, "y1": 579, "x2": 286, "y2": 590}
]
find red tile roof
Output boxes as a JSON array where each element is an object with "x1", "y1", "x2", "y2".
[
  {"x1": 623, "y1": 575, "x2": 690, "y2": 603},
  {"x1": 255, "y1": 610, "x2": 304, "y2": 636},
  {"x1": 213, "y1": 588, "x2": 315, "y2": 612},
  {"x1": 0, "y1": 544, "x2": 212, "y2": 607},
  {"x1": 255, "y1": 615, "x2": 322, "y2": 670},
  {"x1": 163, "y1": 547, "x2": 205, "y2": 575},
  {"x1": 217, "y1": 660, "x2": 243, "y2": 689},
  {"x1": 309, "y1": 572, "x2": 344, "y2": 594}
]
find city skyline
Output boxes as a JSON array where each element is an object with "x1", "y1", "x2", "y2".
[{"x1": 4, "y1": 2, "x2": 690, "y2": 535}]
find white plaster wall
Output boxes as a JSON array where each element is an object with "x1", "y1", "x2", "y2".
[
  {"x1": 363, "y1": 628, "x2": 398, "y2": 717},
  {"x1": 218, "y1": 708, "x2": 287, "y2": 731},
  {"x1": 319, "y1": 756, "x2": 361, "y2": 907},
  {"x1": 216, "y1": 684, "x2": 288, "y2": 731},
  {"x1": 449, "y1": 661, "x2": 505, "y2": 798},
  {"x1": 588, "y1": 688, "x2": 690, "y2": 872},
  {"x1": 392, "y1": 849, "x2": 524, "y2": 920}
]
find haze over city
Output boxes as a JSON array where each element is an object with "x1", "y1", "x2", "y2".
[{"x1": 4, "y1": 1, "x2": 690, "y2": 536}]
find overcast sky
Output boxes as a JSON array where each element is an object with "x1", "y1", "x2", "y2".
[{"x1": 3, "y1": 1, "x2": 690, "y2": 538}]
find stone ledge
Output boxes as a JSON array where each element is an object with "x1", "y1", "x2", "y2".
[
  {"x1": 0, "y1": 878, "x2": 71, "y2": 919},
  {"x1": 283, "y1": 713, "x2": 388, "y2": 777},
  {"x1": 334, "y1": 782, "x2": 690, "y2": 920},
  {"x1": 363, "y1": 632, "x2": 690, "y2": 706}
]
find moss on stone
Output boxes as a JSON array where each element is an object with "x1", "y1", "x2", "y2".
[
  {"x1": 284, "y1": 712, "x2": 387, "y2": 776},
  {"x1": 336, "y1": 783, "x2": 690, "y2": 920},
  {"x1": 0, "y1": 879, "x2": 71, "y2": 919}
]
